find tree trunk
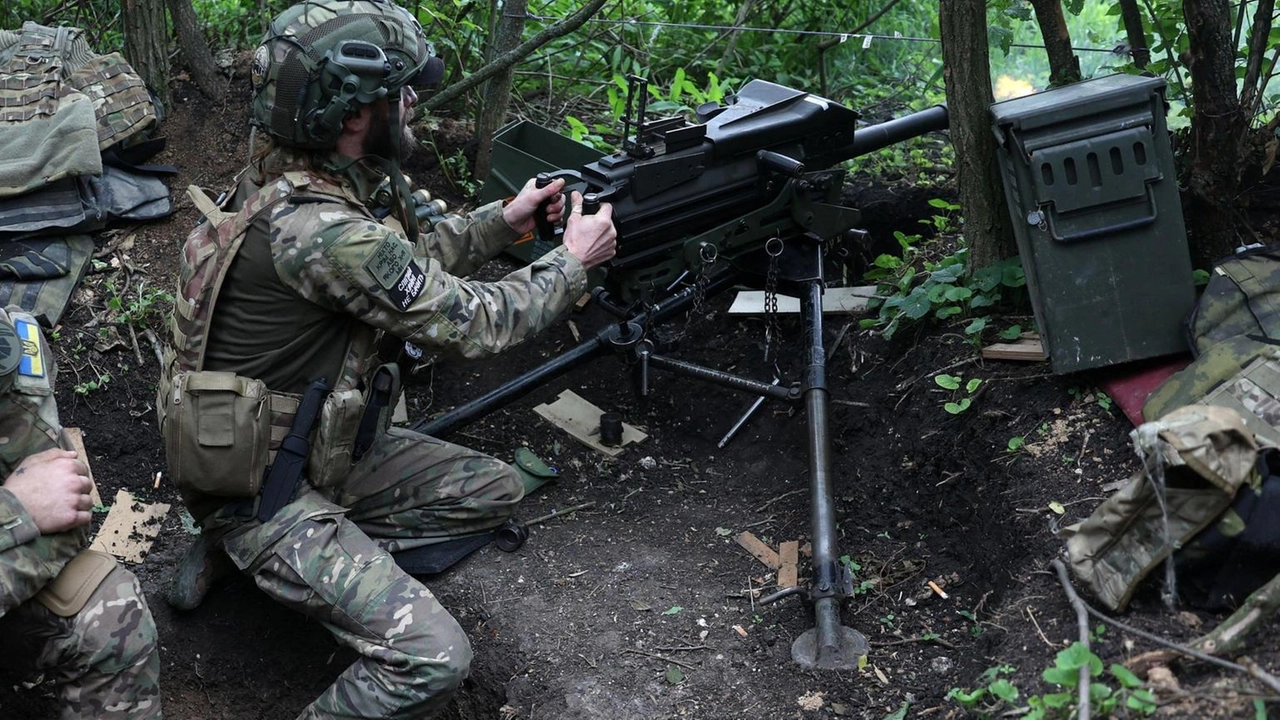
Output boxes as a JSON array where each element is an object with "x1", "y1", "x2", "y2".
[
  {"x1": 122, "y1": 0, "x2": 170, "y2": 107},
  {"x1": 715, "y1": 0, "x2": 757, "y2": 80},
  {"x1": 939, "y1": 0, "x2": 1015, "y2": 270},
  {"x1": 1117, "y1": 0, "x2": 1150, "y2": 69},
  {"x1": 1183, "y1": 0, "x2": 1246, "y2": 265},
  {"x1": 473, "y1": 0, "x2": 527, "y2": 183},
  {"x1": 1029, "y1": 0, "x2": 1081, "y2": 86},
  {"x1": 166, "y1": 0, "x2": 225, "y2": 100}
]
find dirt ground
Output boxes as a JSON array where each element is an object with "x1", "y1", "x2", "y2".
[{"x1": 3, "y1": 71, "x2": 1279, "y2": 720}]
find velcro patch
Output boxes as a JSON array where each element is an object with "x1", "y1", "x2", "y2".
[
  {"x1": 388, "y1": 261, "x2": 427, "y2": 311},
  {"x1": 15, "y1": 318, "x2": 45, "y2": 377},
  {"x1": 363, "y1": 235, "x2": 413, "y2": 291}
]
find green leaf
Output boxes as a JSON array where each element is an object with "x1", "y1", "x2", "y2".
[
  {"x1": 1109, "y1": 664, "x2": 1143, "y2": 689},
  {"x1": 901, "y1": 289, "x2": 932, "y2": 320},
  {"x1": 965, "y1": 378, "x2": 982, "y2": 394},
  {"x1": 932, "y1": 265, "x2": 963, "y2": 284},
  {"x1": 944, "y1": 399, "x2": 971, "y2": 414},
  {"x1": 935, "y1": 305, "x2": 963, "y2": 320},
  {"x1": 935, "y1": 374, "x2": 961, "y2": 390},
  {"x1": 663, "y1": 606, "x2": 683, "y2": 615},
  {"x1": 989, "y1": 678, "x2": 1019, "y2": 702},
  {"x1": 927, "y1": 284, "x2": 950, "y2": 303},
  {"x1": 964, "y1": 318, "x2": 988, "y2": 336},
  {"x1": 999, "y1": 324, "x2": 1023, "y2": 340},
  {"x1": 873, "y1": 254, "x2": 902, "y2": 269},
  {"x1": 969, "y1": 294, "x2": 996, "y2": 309},
  {"x1": 1000, "y1": 262, "x2": 1027, "y2": 288},
  {"x1": 1007, "y1": 436, "x2": 1026, "y2": 452},
  {"x1": 1042, "y1": 666, "x2": 1079, "y2": 687},
  {"x1": 1041, "y1": 692, "x2": 1073, "y2": 708},
  {"x1": 945, "y1": 286, "x2": 973, "y2": 302},
  {"x1": 1055, "y1": 642, "x2": 1103, "y2": 676},
  {"x1": 946, "y1": 687, "x2": 986, "y2": 707},
  {"x1": 665, "y1": 665, "x2": 685, "y2": 684},
  {"x1": 971, "y1": 266, "x2": 1002, "y2": 292}
]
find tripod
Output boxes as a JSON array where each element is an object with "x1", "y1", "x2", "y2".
[{"x1": 411, "y1": 230, "x2": 869, "y2": 669}]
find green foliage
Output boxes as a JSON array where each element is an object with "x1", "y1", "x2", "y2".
[
  {"x1": 106, "y1": 283, "x2": 174, "y2": 329},
  {"x1": 861, "y1": 229, "x2": 1027, "y2": 342},
  {"x1": 948, "y1": 645, "x2": 1158, "y2": 719},
  {"x1": 1006, "y1": 436, "x2": 1026, "y2": 453},
  {"x1": 934, "y1": 374, "x2": 982, "y2": 415},
  {"x1": 74, "y1": 373, "x2": 112, "y2": 396}
]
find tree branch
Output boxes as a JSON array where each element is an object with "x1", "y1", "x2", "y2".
[{"x1": 420, "y1": 0, "x2": 609, "y2": 115}]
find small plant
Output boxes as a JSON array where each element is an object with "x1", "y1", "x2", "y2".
[
  {"x1": 106, "y1": 283, "x2": 174, "y2": 329},
  {"x1": 74, "y1": 373, "x2": 112, "y2": 395},
  {"x1": 862, "y1": 245, "x2": 1027, "y2": 341},
  {"x1": 1006, "y1": 436, "x2": 1026, "y2": 453},
  {"x1": 935, "y1": 374, "x2": 983, "y2": 414}
]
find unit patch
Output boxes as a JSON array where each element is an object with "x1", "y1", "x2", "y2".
[
  {"x1": 389, "y1": 261, "x2": 426, "y2": 311},
  {"x1": 14, "y1": 318, "x2": 45, "y2": 377},
  {"x1": 364, "y1": 235, "x2": 413, "y2": 290}
]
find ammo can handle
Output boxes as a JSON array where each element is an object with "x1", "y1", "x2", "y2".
[{"x1": 1043, "y1": 185, "x2": 1157, "y2": 243}]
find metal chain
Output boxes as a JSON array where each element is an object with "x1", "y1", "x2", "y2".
[
  {"x1": 671, "y1": 245, "x2": 717, "y2": 344},
  {"x1": 763, "y1": 236, "x2": 783, "y2": 367}
]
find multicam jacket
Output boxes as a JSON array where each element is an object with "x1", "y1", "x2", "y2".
[
  {"x1": 168, "y1": 149, "x2": 587, "y2": 518},
  {"x1": 0, "y1": 309, "x2": 84, "y2": 616}
]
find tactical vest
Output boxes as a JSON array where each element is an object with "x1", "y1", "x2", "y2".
[
  {"x1": 1067, "y1": 405, "x2": 1272, "y2": 611},
  {"x1": 158, "y1": 169, "x2": 379, "y2": 514},
  {"x1": 0, "y1": 23, "x2": 157, "y2": 199}
]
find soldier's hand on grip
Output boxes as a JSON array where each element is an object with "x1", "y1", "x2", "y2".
[
  {"x1": 3, "y1": 448, "x2": 93, "y2": 534},
  {"x1": 562, "y1": 191, "x2": 617, "y2": 270},
  {"x1": 503, "y1": 176, "x2": 567, "y2": 234}
]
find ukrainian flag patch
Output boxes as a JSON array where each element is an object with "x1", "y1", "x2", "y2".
[{"x1": 14, "y1": 318, "x2": 44, "y2": 378}]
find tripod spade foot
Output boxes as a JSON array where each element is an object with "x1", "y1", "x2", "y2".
[{"x1": 791, "y1": 625, "x2": 869, "y2": 670}]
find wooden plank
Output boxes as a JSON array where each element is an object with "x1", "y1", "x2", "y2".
[
  {"x1": 63, "y1": 427, "x2": 101, "y2": 508},
  {"x1": 728, "y1": 286, "x2": 877, "y2": 315},
  {"x1": 777, "y1": 540, "x2": 799, "y2": 588},
  {"x1": 736, "y1": 531, "x2": 780, "y2": 569},
  {"x1": 980, "y1": 338, "x2": 1047, "y2": 362},
  {"x1": 533, "y1": 389, "x2": 647, "y2": 457},
  {"x1": 90, "y1": 490, "x2": 170, "y2": 563}
]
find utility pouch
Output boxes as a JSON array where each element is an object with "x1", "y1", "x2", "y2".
[
  {"x1": 307, "y1": 388, "x2": 364, "y2": 491},
  {"x1": 35, "y1": 549, "x2": 117, "y2": 617},
  {"x1": 164, "y1": 370, "x2": 271, "y2": 497}
]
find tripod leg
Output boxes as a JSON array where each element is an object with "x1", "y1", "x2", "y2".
[{"x1": 791, "y1": 279, "x2": 868, "y2": 670}]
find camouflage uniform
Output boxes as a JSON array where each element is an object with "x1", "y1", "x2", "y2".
[
  {"x1": 171, "y1": 148, "x2": 585, "y2": 719},
  {"x1": 0, "y1": 309, "x2": 162, "y2": 719}
]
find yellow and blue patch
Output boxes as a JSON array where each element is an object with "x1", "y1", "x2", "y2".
[{"x1": 14, "y1": 318, "x2": 44, "y2": 377}]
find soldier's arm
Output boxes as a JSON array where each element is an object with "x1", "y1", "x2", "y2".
[
  {"x1": 0, "y1": 486, "x2": 82, "y2": 616},
  {"x1": 278, "y1": 214, "x2": 587, "y2": 358},
  {"x1": 412, "y1": 200, "x2": 522, "y2": 277}
]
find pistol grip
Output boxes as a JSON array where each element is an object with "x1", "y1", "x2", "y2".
[{"x1": 534, "y1": 173, "x2": 557, "y2": 244}]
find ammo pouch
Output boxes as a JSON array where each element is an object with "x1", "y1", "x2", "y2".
[
  {"x1": 306, "y1": 387, "x2": 364, "y2": 491},
  {"x1": 161, "y1": 369, "x2": 272, "y2": 498}
]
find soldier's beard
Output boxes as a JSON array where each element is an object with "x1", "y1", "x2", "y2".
[{"x1": 363, "y1": 102, "x2": 416, "y2": 162}]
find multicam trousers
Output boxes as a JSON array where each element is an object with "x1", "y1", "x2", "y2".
[
  {"x1": 218, "y1": 427, "x2": 524, "y2": 720},
  {"x1": 0, "y1": 565, "x2": 162, "y2": 719}
]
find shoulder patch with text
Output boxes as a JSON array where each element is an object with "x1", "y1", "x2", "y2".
[
  {"x1": 363, "y1": 235, "x2": 413, "y2": 291},
  {"x1": 388, "y1": 261, "x2": 426, "y2": 310}
]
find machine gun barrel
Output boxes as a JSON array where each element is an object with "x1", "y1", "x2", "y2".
[{"x1": 848, "y1": 104, "x2": 949, "y2": 159}]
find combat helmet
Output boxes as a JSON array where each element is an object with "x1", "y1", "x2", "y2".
[{"x1": 250, "y1": 0, "x2": 444, "y2": 150}]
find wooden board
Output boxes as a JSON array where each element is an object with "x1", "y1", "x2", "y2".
[
  {"x1": 736, "y1": 531, "x2": 780, "y2": 569},
  {"x1": 90, "y1": 490, "x2": 170, "y2": 563},
  {"x1": 980, "y1": 338, "x2": 1047, "y2": 362},
  {"x1": 533, "y1": 389, "x2": 647, "y2": 457},
  {"x1": 777, "y1": 540, "x2": 799, "y2": 588},
  {"x1": 728, "y1": 286, "x2": 877, "y2": 315},
  {"x1": 63, "y1": 427, "x2": 101, "y2": 508}
]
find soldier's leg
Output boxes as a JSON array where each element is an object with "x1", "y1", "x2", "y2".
[
  {"x1": 0, "y1": 565, "x2": 162, "y2": 720},
  {"x1": 223, "y1": 493, "x2": 472, "y2": 720},
  {"x1": 338, "y1": 427, "x2": 524, "y2": 551}
]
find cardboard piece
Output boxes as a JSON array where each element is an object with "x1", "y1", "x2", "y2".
[
  {"x1": 981, "y1": 338, "x2": 1047, "y2": 362},
  {"x1": 736, "y1": 531, "x2": 780, "y2": 569},
  {"x1": 728, "y1": 286, "x2": 877, "y2": 315},
  {"x1": 63, "y1": 427, "x2": 101, "y2": 508},
  {"x1": 533, "y1": 389, "x2": 647, "y2": 456},
  {"x1": 90, "y1": 489, "x2": 170, "y2": 563},
  {"x1": 777, "y1": 540, "x2": 799, "y2": 587}
]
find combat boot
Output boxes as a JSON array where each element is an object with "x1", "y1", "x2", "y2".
[{"x1": 167, "y1": 532, "x2": 233, "y2": 611}]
